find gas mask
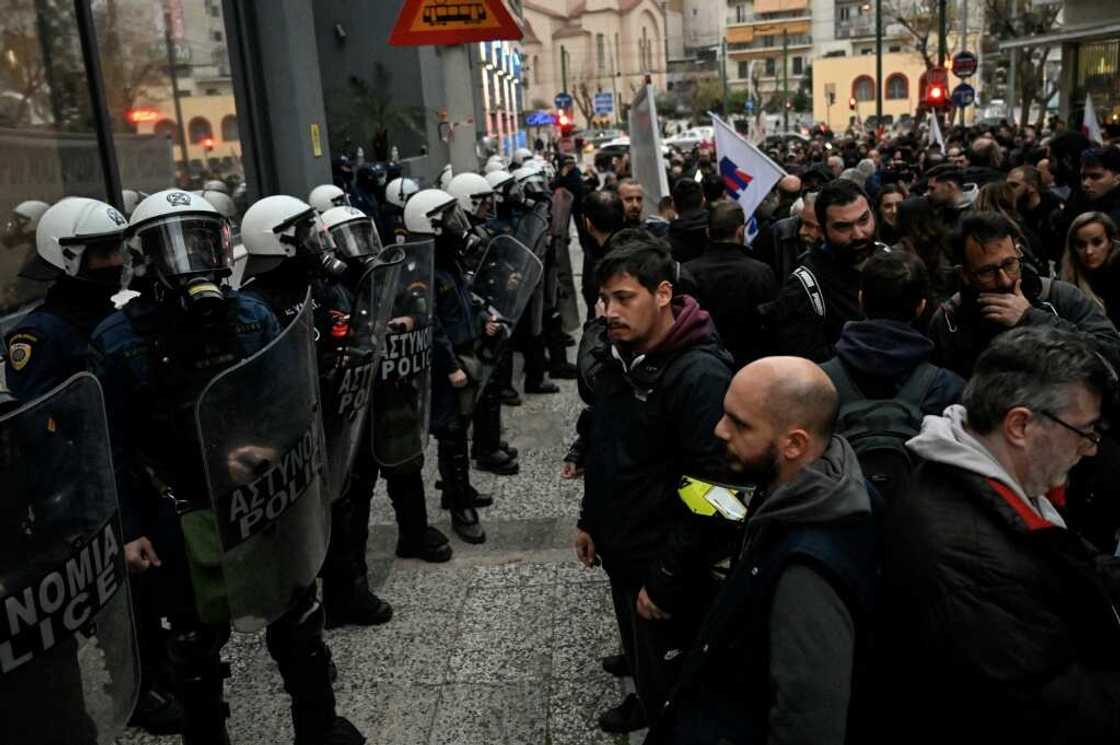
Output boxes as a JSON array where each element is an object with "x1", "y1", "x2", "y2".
[{"x1": 136, "y1": 215, "x2": 232, "y2": 316}]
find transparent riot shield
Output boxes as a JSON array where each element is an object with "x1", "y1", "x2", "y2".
[
  {"x1": 513, "y1": 199, "x2": 551, "y2": 259},
  {"x1": 469, "y1": 234, "x2": 545, "y2": 391},
  {"x1": 372, "y1": 239, "x2": 435, "y2": 468},
  {"x1": 0, "y1": 373, "x2": 139, "y2": 745},
  {"x1": 550, "y1": 187, "x2": 581, "y2": 332},
  {"x1": 321, "y1": 251, "x2": 403, "y2": 499},
  {"x1": 194, "y1": 296, "x2": 330, "y2": 631}
]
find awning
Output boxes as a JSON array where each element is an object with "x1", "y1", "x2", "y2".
[{"x1": 999, "y1": 21, "x2": 1120, "y2": 50}]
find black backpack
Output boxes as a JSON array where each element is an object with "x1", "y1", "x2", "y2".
[{"x1": 821, "y1": 359, "x2": 938, "y2": 503}]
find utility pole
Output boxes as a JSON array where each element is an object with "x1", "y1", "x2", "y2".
[
  {"x1": 441, "y1": 44, "x2": 479, "y2": 173},
  {"x1": 163, "y1": 1, "x2": 189, "y2": 175},
  {"x1": 960, "y1": 0, "x2": 968, "y2": 125},
  {"x1": 938, "y1": 0, "x2": 948, "y2": 67},
  {"x1": 719, "y1": 37, "x2": 730, "y2": 116},
  {"x1": 1007, "y1": 0, "x2": 1019, "y2": 122},
  {"x1": 561, "y1": 45, "x2": 568, "y2": 93},
  {"x1": 782, "y1": 29, "x2": 789, "y2": 131},
  {"x1": 875, "y1": 0, "x2": 883, "y2": 128}
]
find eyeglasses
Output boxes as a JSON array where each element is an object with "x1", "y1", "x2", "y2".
[
  {"x1": 969, "y1": 253, "x2": 1023, "y2": 283},
  {"x1": 1038, "y1": 410, "x2": 1103, "y2": 447}
]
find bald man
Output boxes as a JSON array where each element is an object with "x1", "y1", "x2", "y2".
[{"x1": 647, "y1": 357, "x2": 880, "y2": 745}]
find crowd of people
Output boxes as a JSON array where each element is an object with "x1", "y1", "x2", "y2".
[{"x1": 562, "y1": 118, "x2": 1120, "y2": 743}]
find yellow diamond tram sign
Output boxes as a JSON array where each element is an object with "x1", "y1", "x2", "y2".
[{"x1": 389, "y1": 0, "x2": 523, "y2": 46}]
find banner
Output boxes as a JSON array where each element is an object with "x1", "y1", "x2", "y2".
[
  {"x1": 628, "y1": 84, "x2": 670, "y2": 218},
  {"x1": 928, "y1": 111, "x2": 945, "y2": 153},
  {"x1": 1084, "y1": 93, "x2": 1104, "y2": 145},
  {"x1": 710, "y1": 113, "x2": 786, "y2": 245}
]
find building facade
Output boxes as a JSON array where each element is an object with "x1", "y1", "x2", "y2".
[{"x1": 724, "y1": 0, "x2": 813, "y2": 113}]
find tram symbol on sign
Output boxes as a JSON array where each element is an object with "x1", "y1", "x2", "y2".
[{"x1": 423, "y1": 1, "x2": 487, "y2": 25}]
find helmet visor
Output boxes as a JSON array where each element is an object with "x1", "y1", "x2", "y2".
[
  {"x1": 281, "y1": 214, "x2": 334, "y2": 255},
  {"x1": 471, "y1": 193, "x2": 495, "y2": 219},
  {"x1": 137, "y1": 214, "x2": 232, "y2": 278},
  {"x1": 435, "y1": 204, "x2": 472, "y2": 236},
  {"x1": 330, "y1": 218, "x2": 383, "y2": 260}
]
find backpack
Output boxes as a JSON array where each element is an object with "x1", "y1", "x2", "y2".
[{"x1": 820, "y1": 358, "x2": 939, "y2": 503}]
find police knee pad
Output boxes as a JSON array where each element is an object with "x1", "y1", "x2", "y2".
[{"x1": 168, "y1": 621, "x2": 230, "y2": 667}]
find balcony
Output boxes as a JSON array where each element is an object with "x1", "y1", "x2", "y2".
[{"x1": 728, "y1": 34, "x2": 813, "y2": 52}]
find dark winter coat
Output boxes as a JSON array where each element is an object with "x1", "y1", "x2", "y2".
[{"x1": 668, "y1": 208, "x2": 709, "y2": 264}]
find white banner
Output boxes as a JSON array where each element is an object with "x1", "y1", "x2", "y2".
[
  {"x1": 710, "y1": 113, "x2": 785, "y2": 244},
  {"x1": 628, "y1": 84, "x2": 669, "y2": 218}
]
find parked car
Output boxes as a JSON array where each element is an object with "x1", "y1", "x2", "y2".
[{"x1": 664, "y1": 126, "x2": 714, "y2": 151}]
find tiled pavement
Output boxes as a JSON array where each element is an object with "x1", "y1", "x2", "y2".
[{"x1": 119, "y1": 240, "x2": 645, "y2": 745}]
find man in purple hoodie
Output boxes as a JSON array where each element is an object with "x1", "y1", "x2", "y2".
[{"x1": 573, "y1": 237, "x2": 737, "y2": 734}]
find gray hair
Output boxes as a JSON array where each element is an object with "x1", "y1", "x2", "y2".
[
  {"x1": 857, "y1": 158, "x2": 876, "y2": 177},
  {"x1": 839, "y1": 168, "x2": 865, "y2": 185},
  {"x1": 963, "y1": 326, "x2": 1115, "y2": 434}
]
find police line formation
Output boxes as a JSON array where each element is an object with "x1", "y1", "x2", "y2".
[
  {"x1": 8, "y1": 124, "x2": 1120, "y2": 744},
  {"x1": 0, "y1": 147, "x2": 566, "y2": 745}
]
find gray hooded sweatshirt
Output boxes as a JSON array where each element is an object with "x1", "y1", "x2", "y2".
[
  {"x1": 907, "y1": 405, "x2": 1067, "y2": 528},
  {"x1": 745, "y1": 436, "x2": 872, "y2": 745}
]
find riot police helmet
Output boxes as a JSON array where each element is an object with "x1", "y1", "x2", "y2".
[
  {"x1": 309, "y1": 184, "x2": 350, "y2": 213},
  {"x1": 203, "y1": 179, "x2": 230, "y2": 194},
  {"x1": 4, "y1": 200, "x2": 49, "y2": 242},
  {"x1": 485, "y1": 170, "x2": 520, "y2": 204},
  {"x1": 447, "y1": 172, "x2": 495, "y2": 221},
  {"x1": 21, "y1": 197, "x2": 130, "y2": 284},
  {"x1": 121, "y1": 190, "x2": 148, "y2": 218},
  {"x1": 128, "y1": 190, "x2": 233, "y2": 294},
  {"x1": 194, "y1": 190, "x2": 238, "y2": 220},
  {"x1": 321, "y1": 205, "x2": 384, "y2": 262},
  {"x1": 511, "y1": 147, "x2": 533, "y2": 168},
  {"x1": 385, "y1": 178, "x2": 419, "y2": 209},
  {"x1": 403, "y1": 189, "x2": 472, "y2": 238}
]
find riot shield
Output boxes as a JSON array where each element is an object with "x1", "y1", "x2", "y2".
[
  {"x1": 550, "y1": 187, "x2": 581, "y2": 332},
  {"x1": 371, "y1": 239, "x2": 435, "y2": 468},
  {"x1": 0, "y1": 373, "x2": 139, "y2": 745},
  {"x1": 513, "y1": 199, "x2": 551, "y2": 259},
  {"x1": 469, "y1": 235, "x2": 545, "y2": 391},
  {"x1": 321, "y1": 252, "x2": 403, "y2": 499},
  {"x1": 195, "y1": 296, "x2": 330, "y2": 632}
]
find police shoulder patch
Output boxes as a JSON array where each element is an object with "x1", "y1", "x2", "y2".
[{"x1": 8, "y1": 341, "x2": 32, "y2": 371}]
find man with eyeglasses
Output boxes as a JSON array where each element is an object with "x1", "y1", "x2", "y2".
[
  {"x1": 929, "y1": 212, "x2": 1120, "y2": 379},
  {"x1": 881, "y1": 325, "x2": 1120, "y2": 745}
]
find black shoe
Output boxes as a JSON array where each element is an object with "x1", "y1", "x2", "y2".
[
  {"x1": 601, "y1": 653, "x2": 630, "y2": 678},
  {"x1": 298, "y1": 715, "x2": 364, "y2": 745},
  {"x1": 549, "y1": 362, "x2": 578, "y2": 379},
  {"x1": 500, "y1": 387, "x2": 523, "y2": 406},
  {"x1": 475, "y1": 449, "x2": 520, "y2": 475},
  {"x1": 597, "y1": 693, "x2": 646, "y2": 734},
  {"x1": 438, "y1": 483, "x2": 494, "y2": 508},
  {"x1": 451, "y1": 506, "x2": 487, "y2": 544},
  {"x1": 524, "y1": 380, "x2": 560, "y2": 394},
  {"x1": 396, "y1": 526, "x2": 453, "y2": 563},
  {"x1": 324, "y1": 588, "x2": 394, "y2": 629},
  {"x1": 128, "y1": 686, "x2": 184, "y2": 735},
  {"x1": 471, "y1": 440, "x2": 518, "y2": 461}
]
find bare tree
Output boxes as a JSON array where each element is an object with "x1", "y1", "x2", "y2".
[
  {"x1": 887, "y1": 0, "x2": 941, "y2": 70},
  {"x1": 984, "y1": 0, "x2": 1061, "y2": 128}
]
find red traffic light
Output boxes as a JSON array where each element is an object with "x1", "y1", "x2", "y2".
[
  {"x1": 929, "y1": 85, "x2": 944, "y2": 101},
  {"x1": 848, "y1": 97, "x2": 857, "y2": 111},
  {"x1": 558, "y1": 112, "x2": 569, "y2": 126},
  {"x1": 202, "y1": 137, "x2": 215, "y2": 151}
]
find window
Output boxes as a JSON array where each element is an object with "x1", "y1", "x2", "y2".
[
  {"x1": 861, "y1": 48, "x2": 873, "y2": 55},
  {"x1": 839, "y1": 6, "x2": 851, "y2": 20},
  {"x1": 765, "y1": 58, "x2": 776, "y2": 76},
  {"x1": 852, "y1": 75, "x2": 875, "y2": 101},
  {"x1": 739, "y1": 61, "x2": 750, "y2": 79},
  {"x1": 188, "y1": 117, "x2": 213, "y2": 144},
  {"x1": 596, "y1": 33, "x2": 605, "y2": 73},
  {"x1": 886, "y1": 73, "x2": 908, "y2": 99},
  {"x1": 221, "y1": 115, "x2": 239, "y2": 142},
  {"x1": 889, "y1": 45, "x2": 902, "y2": 52},
  {"x1": 211, "y1": 30, "x2": 223, "y2": 42},
  {"x1": 792, "y1": 56, "x2": 803, "y2": 75},
  {"x1": 154, "y1": 119, "x2": 178, "y2": 141},
  {"x1": 761, "y1": 35, "x2": 775, "y2": 47},
  {"x1": 736, "y1": 4, "x2": 748, "y2": 23},
  {"x1": 0, "y1": 2, "x2": 107, "y2": 316}
]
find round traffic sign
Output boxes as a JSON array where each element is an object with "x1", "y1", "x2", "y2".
[
  {"x1": 554, "y1": 92, "x2": 573, "y2": 110},
  {"x1": 951, "y1": 83, "x2": 976, "y2": 107},
  {"x1": 952, "y1": 51, "x2": 978, "y2": 78}
]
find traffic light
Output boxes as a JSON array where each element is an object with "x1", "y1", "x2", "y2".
[
  {"x1": 849, "y1": 96, "x2": 857, "y2": 111},
  {"x1": 556, "y1": 109, "x2": 574, "y2": 137},
  {"x1": 923, "y1": 66, "x2": 951, "y2": 109}
]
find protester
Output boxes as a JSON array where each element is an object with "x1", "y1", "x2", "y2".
[
  {"x1": 581, "y1": 189, "x2": 626, "y2": 314},
  {"x1": 874, "y1": 183, "x2": 907, "y2": 246},
  {"x1": 1007, "y1": 163, "x2": 1064, "y2": 263},
  {"x1": 1061, "y1": 212, "x2": 1120, "y2": 327},
  {"x1": 667, "y1": 178, "x2": 708, "y2": 263},
  {"x1": 757, "y1": 192, "x2": 820, "y2": 282},
  {"x1": 619, "y1": 178, "x2": 645, "y2": 228},
  {"x1": 883, "y1": 325, "x2": 1120, "y2": 745},
  {"x1": 685, "y1": 201, "x2": 778, "y2": 368},
  {"x1": 928, "y1": 213, "x2": 1120, "y2": 379},
  {"x1": 973, "y1": 180, "x2": 1048, "y2": 276},
  {"x1": 648, "y1": 357, "x2": 877, "y2": 745},
  {"x1": 925, "y1": 164, "x2": 972, "y2": 231}
]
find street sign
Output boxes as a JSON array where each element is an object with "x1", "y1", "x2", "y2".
[
  {"x1": 526, "y1": 110, "x2": 554, "y2": 126},
  {"x1": 593, "y1": 92, "x2": 614, "y2": 115},
  {"x1": 952, "y1": 50, "x2": 978, "y2": 78},
  {"x1": 389, "y1": 0, "x2": 523, "y2": 46},
  {"x1": 555, "y1": 92, "x2": 573, "y2": 110},
  {"x1": 745, "y1": 99, "x2": 755, "y2": 113},
  {"x1": 951, "y1": 83, "x2": 976, "y2": 107}
]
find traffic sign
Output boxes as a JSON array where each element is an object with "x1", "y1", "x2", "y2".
[
  {"x1": 526, "y1": 110, "x2": 554, "y2": 126},
  {"x1": 952, "y1": 51, "x2": 978, "y2": 78},
  {"x1": 745, "y1": 99, "x2": 755, "y2": 113},
  {"x1": 951, "y1": 83, "x2": 976, "y2": 107},
  {"x1": 593, "y1": 92, "x2": 614, "y2": 115},
  {"x1": 389, "y1": 0, "x2": 523, "y2": 46},
  {"x1": 555, "y1": 92, "x2": 573, "y2": 110}
]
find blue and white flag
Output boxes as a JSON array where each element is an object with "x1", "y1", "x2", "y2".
[{"x1": 710, "y1": 113, "x2": 786, "y2": 245}]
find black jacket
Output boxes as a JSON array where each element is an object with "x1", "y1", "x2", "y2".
[
  {"x1": 755, "y1": 215, "x2": 806, "y2": 282},
  {"x1": 579, "y1": 296, "x2": 735, "y2": 612},
  {"x1": 928, "y1": 273, "x2": 1120, "y2": 379},
  {"x1": 685, "y1": 241, "x2": 778, "y2": 368},
  {"x1": 884, "y1": 430, "x2": 1120, "y2": 744},
  {"x1": 1020, "y1": 190, "x2": 1065, "y2": 264},
  {"x1": 668, "y1": 208, "x2": 709, "y2": 264},
  {"x1": 828, "y1": 318, "x2": 964, "y2": 413},
  {"x1": 758, "y1": 243, "x2": 868, "y2": 363}
]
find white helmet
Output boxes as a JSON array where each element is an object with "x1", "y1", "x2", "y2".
[
  {"x1": 385, "y1": 177, "x2": 419, "y2": 209},
  {"x1": 403, "y1": 189, "x2": 471, "y2": 237},
  {"x1": 129, "y1": 190, "x2": 233, "y2": 285},
  {"x1": 26, "y1": 197, "x2": 128, "y2": 280},
  {"x1": 513, "y1": 162, "x2": 548, "y2": 194},
  {"x1": 195, "y1": 190, "x2": 238, "y2": 220},
  {"x1": 437, "y1": 164, "x2": 454, "y2": 191},
  {"x1": 5, "y1": 199, "x2": 50, "y2": 238},
  {"x1": 203, "y1": 179, "x2": 230, "y2": 194},
  {"x1": 485, "y1": 155, "x2": 505, "y2": 172},
  {"x1": 321, "y1": 205, "x2": 383, "y2": 261},
  {"x1": 446, "y1": 172, "x2": 495, "y2": 219},
  {"x1": 512, "y1": 147, "x2": 533, "y2": 167},
  {"x1": 121, "y1": 190, "x2": 148, "y2": 217},
  {"x1": 534, "y1": 156, "x2": 556, "y2": 182},
  {"x1": 241, "y1": 195, "x2": 332, "y2": 259},
  {"x1": 308, "y1": 184, "x2": 350, "y2": 213}
]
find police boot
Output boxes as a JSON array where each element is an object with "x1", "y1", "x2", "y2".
[
  {"x1": 472, "y1": 383, "x2": 520, "y2": 476},
  {"x1": 267, "y1": 594, "x2": 366, "y2": 745},
  {"x1": 323, "y1": 492, "x2": 393, "y2": 628},
  {"x1": 438, "y1": 439, "x2": 486, "y2": 544},
  {"x1": 524, "y1": 337, "x2": 560, "y2": 394},
  {"x1": 545, "y1": 311, "x2": 578, "y2": 379},
  {"x1": 389, "y1": 467, "x2": 452, "y2": 563},
  {"x1": 167, "y1": 623, "x2": 231, "y2": 745}
]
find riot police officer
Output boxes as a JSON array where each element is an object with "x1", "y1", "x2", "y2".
[
  {"x1": 309, "y1": 184, "x2": 350, "y2": 214},
  {"x1": 404, "y1": 188, "x2": 497, "y2": 544},
  {"x1": 239, "y1": 195, "x2": 396, "y2": 628},
  {"x1": 90, "y1": 190, "x2": 364, "y2": 745},
  {"x1": 383, "y1": 177, "x2": 419, "y2": 245},
  {"x1": 321, "y1": 205, "x2": 453, "y2": 564}
]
